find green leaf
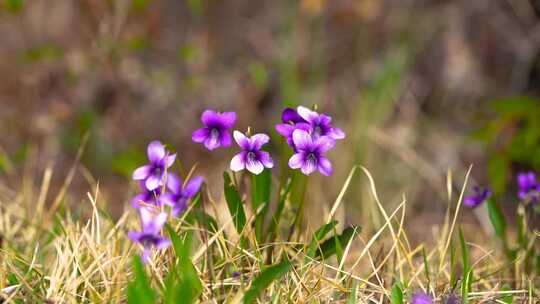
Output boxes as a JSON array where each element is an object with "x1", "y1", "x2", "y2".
[
  {"x1": 4, "y1": 0, "x2": 23, "y2": 13},
  {"x1": 251, "y1": 169, "x2": 272, "y2": 242},
  {"x1": 223, "y1": 172, "x2": 247, "y2": 235},
  {"x1": 486, "y1": 199, "x2": 506, "y2": 238},
  {"x1": 243, "y1": 259, "x2": 291, "y2": 304},
  {"x1": 348, "y1": 281, "x2": 359, "y2": 304},
  {"x1": 488, "y1": 154, "x2": 509, "y2": 195},
  {"x1": 315, "y1": 226, "x2": 360, "y2": 260},
  {"x1": 127, "y1": 256, "x2": 156, "y2": 304},
  {"x1": 491, "y1": 96, "x2": 539, "y2": 118},
  {"x1": 500, "y1": 285, "x2": 513, "y2": 304},
  {"x1": 165, "y1": 226, "x2": 203, "y2": 304},
  {"x1": 390, "y1": 282, "x2": 403, "y2": 304},
  {"x1": 267, "y1": 178, "x2": 292, "y2": 242},
  {"x1": 307, "y1": 220, "x2": 338, "y2": 258},
  {"x1": 459, "y1": 227, "x2": 471, "y2": 304}
]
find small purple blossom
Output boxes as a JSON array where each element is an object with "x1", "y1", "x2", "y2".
[
  {"x1": 463, "y1": 186, "x2": 491, "y2": 208},
  {"x1": 132, "y1": 141, "x2": 176, "y2": 191},
  {"x1": 131, "y1": 182, "x2": 162, "y2": 209},
  {"x1": 411, "y1": 291, "x2": 433, "y2": 304},
  {"x1": 288, "y1": 129, "x2": 335, "y2": 176},
  {"x1": 296, "y1": 106, "x2": 345, "y2": 140},
  {"x1": 517, "y1": 171, "x2": 540, "y2": 202},
  {"x1": 192, "y1": 110, "x2": 236, "y2": 150},
  {"x1": 128, "y1": 208, "x2": 171, "y2": 263},
  {"x1": 230, "y1": 131, "x2": 274, "y2": 175},
  {"x1": 159, "y1": 173, "x2": 203, "y2": 217}
]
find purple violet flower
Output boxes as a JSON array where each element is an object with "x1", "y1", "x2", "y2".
[
  {"x1": 128, "y1": 208, "x2": 171, "y2": 263},
  {"x1": 132, "y1": 141, "x2": 176, "y2": 191},
  {"x1": 411, "y1": 291, "x2": 434, "y2": 304},
  {"x1": 288, "y1": 129, "x2": 335, "y2": 176},
  {"x1": 131, "y1": 182, "x2": 162, "y2": 209},
  {"x1": 192, "y1": 110, "x2": 236, "y2": 150},
  {"x1": 463, "y1": 186, "x2": 491, "y2": 208},
  {"x1": 230, "y1": 131, "x2": 274, "y2": 175},
  {"x1": 296, "y1": 106, "x2": 345, "y2": 140},
  {"x1": 159, "y1": 173, "x2": 203, "y2": 217},
  {"x1": 517, "y1": 171, "x2": 540, "y2": 202}
]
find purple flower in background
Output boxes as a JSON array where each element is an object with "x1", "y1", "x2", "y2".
[
  {"x1": 192, "y1": 110, "x2": 236, "y2": 150},
  {"x1": 131, "y1": 182, "x2": 162, "y2": 209},
  {"x1": 275, "y1": 108, "x2": 311, "y2": 149},
  {"x1": 463, "y1": 186, "x2": 491, "y2": 208},
  {"x1": 230, "y1": 131, "x2": 274, "y2": 175},
  {"x1": 132, "y1": 141, "x2": 176, "y2": 191},
  {"x1": 159, "y1": 173, "x2": 203, "y2": 217},
  {"x1": 288, "y1": 129, "x2": 335, "y2": 176},
  {"x1": 411, "y1": 291, "x2": 433, "y2": 304},
  {"x1": 517, "y1": 171, "x2": 540, "y2": 202},
  {"x1": 296, "y1": 106, "x2": 345, "y2": 140},
  {"x1": 128, "y1": 208, "x2": 171, "y2": 263}
]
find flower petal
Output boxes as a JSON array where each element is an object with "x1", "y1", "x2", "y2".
[
  {"x1": 251, "y1": 133, "x2": 270, "y2": 150},
  {"x1": 166, "y1": 173, "x2": 182, "y2": 195},
  {"x1": 219, "y1": 112, "x2": 237, "y2": 128},
  {"x1": 204, "y1": 132, "x2": 221, "y2": 150},
  {"x1": 220, "y1": 131, "x2": 232, "y2": 147},
  {"x1": 258, "y1": 151, "x2": 274, "y2": 168},
  {"x1": 171, "y1": 200, "x2": 188, "y2": 217},
  {"x1": 297, "y1": 106, "x2": 318, "y2": 123},
  {"x1": 233, "y1": 130, "x2": 250, "y2": 149},
  {"x1": 230, "y1": 152, "x2": 246, "y2": 172},
  {"x1": 164, "y1": 153, "x2": 176, "y2": 168},
  {"x1": 192, "y1": 128, "x2": 209, "y2": 143},
  {"x1": 147, "y1": 141, "x2": 166, "y2": 163},
  {"x1": 300, "y1": 157, "x2": 317, "y2": 175},
  {"x1": 158, "y1": 193, "x2": 177, "y2": 207},
  {"x1": 288, "y1": 153, "x2": 304, "y2": 169},
  {"x1": 132, "y1": 165, "x2": 152, "y2": 180},
  {"x1": 330, "y1": 127, "x2": 345, "y2": 139},
  {"x1": 131, "y1": 193, "x2": 149, "y2": 209},
  {"x1": 155, "y1": 237, "x2": 171, "y2": 249},
  {"x1": 139, "y1": 207, "x2": 153, "y2": 228},
  {"x1": 318, "y1": 157, "x2": 333, "y2": 176},
  {"x1": 282, "y1": 107, "x2": 304, "y2": 123},
  {"x1": 315, "y1": 136, "x2": 336, "y2": 153},
  {"x1": 201, "y1": 110, "x2": 219, "y2": 126},
  {"x1": 275, "y1": 123, "x2": 295, "y2": 138},
  {"x1": 145, "y1": 174, "x2": 163, "y2": 191},
  {"x1": 128, "y1": 231, "x2": 142, "y2": 242},
  {"x1": 183, "y1": 176, "x2": 203, "y2": 198},
  {"x1": 246, "y1": 159, "x2": 264, "y2": 175},
  {"x1": 292, "y1": 129, "x2": 313, "y2": 150}
]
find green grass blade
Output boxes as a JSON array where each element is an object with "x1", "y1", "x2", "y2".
[
  {"x1": 459, "y1": 227, "x2": 470, "y2": 304},
  {"x1": 243, "y1": 259, "x2": 292, "y2": 304},
  {"x1": 390, "y1": 282, "x2": 403, "y2": 304},
  {"x1": 307, "y1": 220, "x2": 338, "y2": 258},
  {"x1": 127, "y1": 256, "x2": 156, "y2": 304},
  {"x1": 486, "y1": 199, "x2": 506, "y2": 238},
  {"x1": 224, "y1": 172, "x2": 247, "y2": 234},
  {"x1": 315, "y1": 225, "x2": 360, "y2": 260},
  {"x1": 251, "y1": 169, "x2": 272, "y2": 242}
]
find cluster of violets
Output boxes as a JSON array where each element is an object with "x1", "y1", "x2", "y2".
[
  {"x1": 464, "y1": 171, "x2": 540, "y2": 208},
  {"x1": 128, "y1": 141, "x2": 203, "y2": 263},
  {"x1": 128, "y1": 106, "x2": 345, "y2": 262}
]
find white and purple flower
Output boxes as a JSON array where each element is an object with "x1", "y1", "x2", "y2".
[
  {"x1": 517, "y1": 171, "x2": 540, "y2": 203},
  {"x1": 128, "y1": 208, "x2": 171, "y2": 263},
  {"x1": 463, "y1": 186, "x2": 491, "y2": 208},
  {"x1": 192, "y1": 110, "x2": 236, "y2": 150},
  {"x1": 230, "y1": 131, "x2": 274, "y2": 175},
  {"x1": 159, "y1": 173, "x2": 203, "y2": 217},
  {"x1": 296, "y1": 106, "x2": 345, "y2": 140},
  {"x1": 288, "y1": 129, "x2": 335, "y2": 176},
  {"x1": 132, "y1": 141, "x2": 176, "y2": 191}
]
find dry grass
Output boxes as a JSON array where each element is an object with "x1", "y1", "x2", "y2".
[{"x1": 0, "y1": 162, "x2": 537, "y2": 303}]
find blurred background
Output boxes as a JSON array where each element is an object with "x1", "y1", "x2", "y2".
[{"x1": 1, "y1": 0, "x2": 540, "y2": 239}]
